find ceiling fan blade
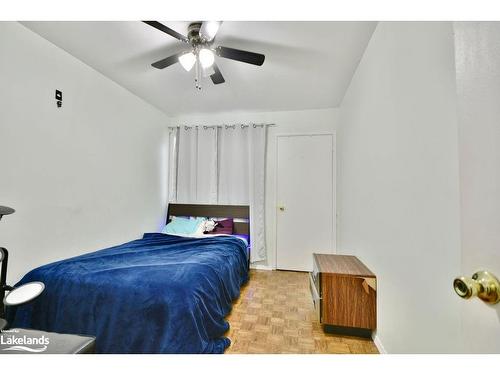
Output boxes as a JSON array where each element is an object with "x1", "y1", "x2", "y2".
[
  {"x1": 210, "y1": 63, "x2": 225, "y2": 85},
  {"x1": 151, "y1": 52, "x2": 183, "y2": 69},
  {"x1": 143, "y1": 21, "x2": 188, "y2": 43},
  {"x1": 200, "y1": 21, "x2": 223, "y2": 42},
  {"x1": 216, "y1": 46, "x2": 265, "y2": 66}
]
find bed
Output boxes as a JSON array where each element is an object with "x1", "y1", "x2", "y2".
[{"x1": 7, "y1": 204, "x2": 250, "y2": 354}]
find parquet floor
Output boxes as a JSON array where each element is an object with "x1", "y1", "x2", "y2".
[{"x1": 225, "y1": 269, "x2": 378, "y2": 354}]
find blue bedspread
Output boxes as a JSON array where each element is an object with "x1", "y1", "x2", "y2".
[{"x1": 9, "y1": 233, "x2": 249, "y2": 353}]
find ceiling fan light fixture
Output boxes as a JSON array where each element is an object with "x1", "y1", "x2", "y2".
[
  {"x1": 178, "y1": 52, "x2": 196, "y2": 71},
  {"x1": 199, "y1": 48, "x2": 215, "y2": 69},
  {"x1": 201, "y1": 21, "x2": 221, "y2": 41},
  {"x1": 144, "y1": 21, "x2": 265, "y2": 88}
]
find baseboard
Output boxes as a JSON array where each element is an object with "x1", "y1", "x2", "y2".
[
  {"x1": 250, "y1": 264, "x2": 274, "y2": 271},
  {"x1": 372, "y1": 333, "x2": 387, "y2": 354}
]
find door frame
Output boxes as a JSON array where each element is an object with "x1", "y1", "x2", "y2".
[{"x1": 274, "y1": 132, "x2": 337, "y2": 270}]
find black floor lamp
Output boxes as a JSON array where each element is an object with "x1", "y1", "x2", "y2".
[{"x1": 1, "y1": 206, "x2": 45, "y2": 331}]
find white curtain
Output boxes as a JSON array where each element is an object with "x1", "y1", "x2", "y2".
[
  {"x1": 167, "y1": 128, "x2": 178, "y2": 202},
  {"x1": 177, "y1": 127, "x2": 198, "y2": 202},
  {"x1": 171, "y1": 124, "x2": 267, "y2": 262},
  {"x1": 176, "y1": 127, "x2": 218, "y2": 203},
  {"x1": 196, "y1": 127, "x2": 218, "y2": 203},
  {"x1": 218, "y1": 126, "x2": 249, "y2": 203},
  {"x1": 247, "y1": 126, "x2": 267, "y2": 262},
  {"x1": 217, "y1": 125, "x2": 267, "y2": 261}
]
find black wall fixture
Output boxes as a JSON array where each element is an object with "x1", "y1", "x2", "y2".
[{"x1": 55, "y1": 89, "x2": 62, "y2": 108}]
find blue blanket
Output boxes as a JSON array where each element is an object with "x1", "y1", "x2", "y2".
[{"x1": 9, "y1": 233, "x2": 249, "y2": 353}]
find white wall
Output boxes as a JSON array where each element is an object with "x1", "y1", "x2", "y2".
[
  {"x1": 454, "y1": 22, "x2": 500, "y2": 353},
  {"x1": 337, "y1": 22, "x2": 462, "y2": 353},
  {"x1": 0, "y1": 22, "x2": 170, "y2": 284},
  {"x1": 171, "y1": 108, "x2": 338, "y2": 268}
]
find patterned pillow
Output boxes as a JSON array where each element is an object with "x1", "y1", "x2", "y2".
[
  {"x1": 205, "y1": 218, "x2": 234, "y2": 235},
  {"x1": 203, "y1": 219, "x2": 218, "y2": 233}
]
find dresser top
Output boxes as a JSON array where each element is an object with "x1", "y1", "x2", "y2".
[{"x1": 313, "y1": 254, "x2": 375, "y2": 278}]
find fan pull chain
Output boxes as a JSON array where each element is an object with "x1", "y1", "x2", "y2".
[{"x1": 194, "y1": 58, "x2": 202, "y2": 90}]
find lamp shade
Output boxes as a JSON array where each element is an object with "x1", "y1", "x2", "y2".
[
  {"x1": 199, "y1": 48, "x2": 215, "y2": 69},
  {"x1": 178, "y1": 52, "x2": 196, "y2": 72},
  {"x1": 3, "y1": 282, "x2": 45, "y2": 306},
  {"x1": 200, "y1": 21, "x2": 222, "y2": 41}
]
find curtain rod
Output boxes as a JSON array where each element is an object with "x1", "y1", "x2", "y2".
[{"x1": 167, "y1": 123, "x2": 276, "y2": 130}]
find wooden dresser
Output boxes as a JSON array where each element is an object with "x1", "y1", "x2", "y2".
[{"x1": 309, "y1": 254, "x2": 377, "y2": 336}]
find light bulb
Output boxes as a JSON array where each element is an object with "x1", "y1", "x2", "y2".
[
  {"x1": 178, "y1": 52, "x2": 196, "y2": 71},
  {"x1": 201, "y1": 21, "x2": 221, "y2": 41},
  {"x1": 199, "y1": 48, "x2": 215, "y2": 69}
]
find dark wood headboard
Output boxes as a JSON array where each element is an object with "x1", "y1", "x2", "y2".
[{"x1": 166, "y1": 204, "x2": 250, "y2": 235}]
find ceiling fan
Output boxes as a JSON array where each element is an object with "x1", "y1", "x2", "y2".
[{"x1": 143, "y1": 21, "x2": 265, "y2": 90}]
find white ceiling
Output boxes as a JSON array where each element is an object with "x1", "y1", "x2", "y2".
[{"x1": 22, "y1": 21, "x2": 376, "y2": 116}]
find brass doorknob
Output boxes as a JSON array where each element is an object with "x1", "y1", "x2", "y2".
[{"x1": 453, "y1": 271, "x2": 500, "y2": 304}]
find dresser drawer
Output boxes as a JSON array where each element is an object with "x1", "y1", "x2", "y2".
[{"x1": 308, "y1": 272, "x2": 321, "y2": 322}]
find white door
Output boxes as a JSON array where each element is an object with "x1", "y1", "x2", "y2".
[
  {"x1": 276, "y1": 134, "x2": 335, "y2": 271},
  {"x1": 454, "y1": 22, "x2": 500, "y2": 353}
]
